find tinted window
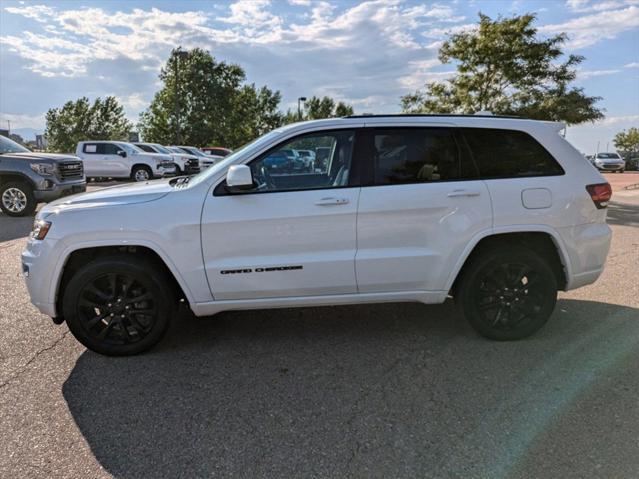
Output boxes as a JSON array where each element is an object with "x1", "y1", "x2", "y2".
[
  {"x1": 462, "y1": 128, "x2": 563, "y2": 178},
  {"x1": 136, "y1": 144, "x2": 155, "y2": 153},
  {"x1": 372, "y1": 128, "x2": 464, "y2": 184},
  {"x1": 83, "y1": 143, "x2": 121, "y2": 155}
]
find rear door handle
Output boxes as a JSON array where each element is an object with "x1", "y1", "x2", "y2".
[
  {"x1": 315, "y1": 197, "x2": 349, "y2": 206},
  {"x1": 447, "y1": 189, "x2": 481, "y2": 197}
]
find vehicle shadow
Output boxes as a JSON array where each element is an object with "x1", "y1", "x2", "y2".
[
  {"x1": 607, "y1": 201, "x2": 639, "y2": 227},
  {"x1": 63, "y1": 299, "x2": 639, "y2": 478}
]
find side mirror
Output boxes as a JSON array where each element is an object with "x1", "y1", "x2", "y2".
[
  {"x1": 117, "y1": 150, "x2": 127, "y2": 158},
  {"x1": 226, "y1": 164, "x2": 254, "y2": 192}
]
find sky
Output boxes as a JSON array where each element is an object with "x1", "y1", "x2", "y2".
[{"x1": 0, "y1": 0, "x2": 638, "y2": 154}]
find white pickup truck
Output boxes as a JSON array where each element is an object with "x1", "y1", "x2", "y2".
[{"x1": 75, "y1": 141, "x2": 176, "y2": 181}]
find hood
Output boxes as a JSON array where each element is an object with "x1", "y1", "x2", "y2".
[
  {"x1": 39, "y1": 179, "x2": 173, "y2": 217},
  {"x1": 136, "y1": 152, "x2": 172, "y2": 162},
  {"x1": 7, "y1": 152, "x2": 80, "y2": 162},
  {"x1": 171, "y1": 153, "x2": 199, "y2": 160}
]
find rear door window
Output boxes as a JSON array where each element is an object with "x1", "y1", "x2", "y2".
[
  {"x1": 461, "y1": 128, "x2": 564, "y2": 179},
  {"x1": 370, "y1": 128, "x2": 472, "y2": 185}
]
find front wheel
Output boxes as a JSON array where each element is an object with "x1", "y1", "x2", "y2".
[
  {"x1": 0, "y1": 181, "x2": 36, "y2": 217},
  {"x1": 457, "y1": 246, "x2": 558, "y2": 341},
  {"x1": 131, "y1": 165, "x2": 152, "y2": 182},
  {"x1": 62, "y1": 255, "x2": 175, "y2": 355}
]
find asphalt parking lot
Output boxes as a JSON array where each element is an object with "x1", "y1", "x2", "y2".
[{"x1": 1, "y1": 174, "x2": 638, "y2": 478}]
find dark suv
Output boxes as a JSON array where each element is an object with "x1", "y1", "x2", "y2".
[{"x1": 0, "y1": 135, "x2": 86, "y2": 217}]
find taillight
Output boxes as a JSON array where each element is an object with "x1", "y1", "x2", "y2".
[{"x1": 586, "y1": 183, "x2": 612, "y2": 209}]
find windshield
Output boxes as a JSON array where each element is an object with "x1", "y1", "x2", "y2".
[
  {"x1": 149, "y1": 144, "x2": 171, "y2": 154},
  {"x1": 0, "y1": 135, "x2": 30, "y2": 154},
  {"x1": 188, "y1": 130, "x2": 282, "y2": 187},
  {"x1": 597, "y1": 153, "x2": 621, "y2": 159},
  {"x1": 181, "y1": 147, "x2": 207, "y2": 157}
]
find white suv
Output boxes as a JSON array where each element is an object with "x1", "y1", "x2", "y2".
[
  {"x1": 23, "y1": 115, "x2": 613, "y2": 355},
  {"x1": 75, "y1": 141, "x2": 176, "y2": 181}
]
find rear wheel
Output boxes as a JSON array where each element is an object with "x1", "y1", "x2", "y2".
[
  {"x1": 131, "y1": 165, "x2": 152, "y2": 182},
  {"x1": 62, "y1": 255, "x2": 175, "y2": 355},
  {"x1": 457, "y1": 246, "x2": 557, "y2": 340},
  {"x1": 0, "y1": 181, "x2": 36, "y2": 217}
]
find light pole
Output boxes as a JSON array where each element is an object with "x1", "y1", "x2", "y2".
[
  {"x1": 173, "y1": 48, "x2": 189, "y2": 145},
  {"x1": 297, "y1": 97, "x2": 307, "y2": 121}
]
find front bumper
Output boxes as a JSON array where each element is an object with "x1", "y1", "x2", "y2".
[
  {"x1": 595, "y1": 162, "x2": 625, "y2": 171},
  {"x1": 156, "y1": 164, "x2": 177, "y2": 177},
  {"x1": 33, "y1": 179, "x2": 86, "y2": 203},
  {"x1": 21, "y1": 237, "x2": 62, "y2": 318}
]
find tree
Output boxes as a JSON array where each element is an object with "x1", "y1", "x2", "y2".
[
  {"x1": 613, "y1": 127, "x2": 639, "y2": 158},
  {"x1": 401, "y1": 14, "x2": 604, "y2": 125},
  {"x1": 139, "y1": 48, "x2": 283, "y2": 149},
  {"x1": 304, "y1": 96, "x2": 353, "y2": 120},
  {"x1": 45, "y1": 96, "x2": 132, "y2": 153},
  {"x1": 282, "y1": 96, "x2": 354, "y2": 124}
]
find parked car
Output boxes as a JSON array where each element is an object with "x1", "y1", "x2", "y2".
[
  {"x1": 296, "y1": 149, "x2": 316, "y2": 170},
  {"x1": 134, "y1": 142, "x2": 200, "y2": 175},
  {"x1": 262, "y1": 151, "x2": 292, "y2": 172},
  {"x1": 23, "y1": 115, "x2": 612, "y2": 355},
  {"x1": 76, "y1": 141, "x2": 176, "y2": 181},
  {"x1": 170, "y1": 146, "x2": 222, "y2": 170},
  {"x1": 0, "y1": 135, "x2": 85, "y2": 217},
  {"x1": 202, "y1": 146, "x2": 232, "y2": 157},
  {"x1": 592, "y1": 152, "x2": 626, "y2": 173}
]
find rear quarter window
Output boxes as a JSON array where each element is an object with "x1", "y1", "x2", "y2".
[{"x1": 461, "y1": 128, "x2": 564, "y2": 179}]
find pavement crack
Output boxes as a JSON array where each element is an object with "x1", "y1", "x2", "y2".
[{"x1": 0, "y1": 330, "x2": 70, "y2": 391}]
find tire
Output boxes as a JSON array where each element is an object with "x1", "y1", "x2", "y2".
[
  {"x1": 0, "y1": 181, "x2": 36, "y2": 217},
  {"x1": 131, "y1": 165, "x2": 152, "y2": 182},
  {"x1": 620, "y1": 169, "x2": 625, "y2": 173},
  {"x1": 457, "y1": 245, "x2": 558, "y2": 341},
  {"x1": 62, "y1": 255, "x2": 175, "y2": 355}
]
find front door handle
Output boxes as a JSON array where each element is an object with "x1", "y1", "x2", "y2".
[
  {"x1": 447, "y1": 189, "x2": 481, "y2": 197},
  {"x1": 315, "y1": 197, "x2": 349, "y2": 206}
]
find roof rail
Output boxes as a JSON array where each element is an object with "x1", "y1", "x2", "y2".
[{"x1": 344, "y1": 113, "x2": 522, "y2": 119}]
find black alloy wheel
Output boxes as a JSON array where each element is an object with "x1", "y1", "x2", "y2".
[
  {"x1": 63, "y1": 255, "x2": 174, "y2": 355},
  {"x1": 458, "y1": 246, "x2": 557, "y2": 340}
]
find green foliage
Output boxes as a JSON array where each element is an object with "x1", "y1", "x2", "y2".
[
  {"x1": 282, "y1": 96, "x2": 354, "y2": 124},
  {"x1": 401, "y1": 13, "x2": 604, "y2": 125},
  {"x1": 613, "y1": 127, "x2": 639, "y2": 157},
  {"x1": 45, "y1": 96, "x2": 132, "y2": 153},
  {"x1": 138, "y1": 48, "x2": 283, "y2": 149}
]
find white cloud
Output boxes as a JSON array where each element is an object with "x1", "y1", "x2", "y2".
[
  {"x1": 624, "y1": 62, "x2": 639, "y2": 68},
  {"x1": 577, "y1": 69, "x2": 622, "y2": 79},
  {"x1": 4, "y1": 4, "x2": 54, "y2": 22},
  {"x1": 0, "y1": 112, "x2": 46, "y2": 130},
  {"x1": 565, "y1": 0, "x2": 639, "y2": 12},
  {"x1": 540, "y1": 5, "x2": 639, "y2": 48}
]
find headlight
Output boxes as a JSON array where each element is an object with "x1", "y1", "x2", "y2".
[
  {"x1": 31, "y1": 220, "x2": 52, "y2": 240},
  {"x1": 30, "y1": 163, "x2": 55, "y2": 175}
]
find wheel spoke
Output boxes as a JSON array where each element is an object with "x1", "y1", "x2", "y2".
[
  {"x1": 86, "y1": 311, "x2": 109, "y2": 328},
  {"x1": 84, "y1": 284, "x2": 110, "y2": 303},
  {"x1": 97, "y1": 319, "x2": 116, "y2": 340},
  {"x1": 126, "y1": 292, "x2": 152, "y2": 304}
]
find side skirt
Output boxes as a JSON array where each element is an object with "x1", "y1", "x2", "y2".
[{"x1": 190, "y1": 290, "x2": 449, "y2": 317}]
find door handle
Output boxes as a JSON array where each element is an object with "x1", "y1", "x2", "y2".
[
  {"x1": 447, "y1": 189, "x2": 481, "y2": 197},
  {"x1": 315, "y1": 197, "x2": 349, "y2": 206}
]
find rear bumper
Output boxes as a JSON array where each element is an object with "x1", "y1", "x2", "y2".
[{"x1": 557, "y1": 222, "x2": 612, "y2": 290}]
